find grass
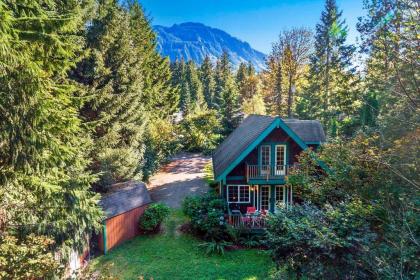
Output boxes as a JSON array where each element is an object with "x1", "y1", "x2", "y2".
[{"x1": 89, "y1": 211, "x2": 274, "y2": 280}]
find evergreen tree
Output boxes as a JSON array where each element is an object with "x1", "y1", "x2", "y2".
[
  {"x1": 214, "y1": 51, "x2": 232, "y2": 109},
  {"x1": 171, "y1": 60, "x2": 192, "y2": 115},
  {"x1": 73, "y1": 0, "x2": 147, "y2": 189},
  {"x1": 236, "y1": 62, "x2": 248, "y2": 101},
  {"x1": 304, "y1": 0, "x2": 358, "y2": 133},
  {"x1": 237, "y1": 61, "x2": 263, "y2": 111},
  {"x1": 357, "y1": 0, "x2": 418, "y2": 138},
  {"x1": 128, "y1": 2, "x2": 179, "y2": 118},
  {"x1": 0, "y1": 0, "x2": 101, "y2": 270},
  {"x1": 186, "y1": 60, "x2": 204, "y2": 107},
  {"x1": 200, "y1": 56, "x2": 216, "y2": 108},
  {"x1": 214, "y1": 51, "x2": 242, "y2": 134},
  {"x1": 127, "y1": 1, "x2": 179, "y2": 179}
]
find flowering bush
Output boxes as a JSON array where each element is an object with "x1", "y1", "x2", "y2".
[{"x1": 182, "y1": 192, "x2": 230, "y2": 241}]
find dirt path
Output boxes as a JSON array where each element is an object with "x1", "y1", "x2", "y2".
[{"x1": 147, "y1": 153, "x2": 211, "y2": 208}]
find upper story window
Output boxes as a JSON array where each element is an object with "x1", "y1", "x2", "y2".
[
  {"x1": 260, "y1": 145, "x2": 271, "y2": 166},
  {"x1": 275, "y1": 145, "x2": 286, "y2": 175}
]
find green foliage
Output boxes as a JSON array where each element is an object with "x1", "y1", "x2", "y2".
[
  {"x1": 128, "y1": 2, "x2": 179, "y2": 118},
  {"x1": 300, "y1": 0, "x2": 359, "y2": 135},
  {"x1": 263, "y1": 28, "x2": 313, "y2": 118},
  {"x1": 286, "y1": 133, "x2": 419, "y2": 279},
  {"x1": 200, "y1": 56, "x2": 216, "y2": 108},
  {"x1": 142, "y1": 117, "x2": 181, "y2": 180},
  {"x1": 242, "y1": 93, "x2": 266, "y2": 115},
  {"x1": 182, "y1": 192, "x2": 231, "y2": 241},
  {"x1": 199, "y1": 239, "x2": 232, "y2": 256},
  {"x1": 73, "y1": 0, "x2": 147, "y2": 190},
  {"x1": 266, "y1": 201, "x2": 375, "y2": 279},
  {"x1": 0, "y1": 234, "x2": 60, "y2": 280},
  {"x1": 214, "y1": 52, "x2": 243, "y2": 135},
  {"x1": 139, "y1": 203, "x2": 170, "y2": 232},
  {"x1": 179, "y1": 106, "x2": 222, "y2": 153},
  {"x1": 0, "y1": 0, "x2": 102, "y2": 274}
]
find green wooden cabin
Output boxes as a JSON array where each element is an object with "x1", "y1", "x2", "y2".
[{"x1": 212, "y1": 115, "x2": 325, "y2": 222}]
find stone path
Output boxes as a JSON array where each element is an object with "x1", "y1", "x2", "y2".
[{"x1": 147, "y1": 153, "x2": 211, "y2": 208}]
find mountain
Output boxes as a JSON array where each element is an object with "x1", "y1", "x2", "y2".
[{"x1": 154, "y1": 22, "x2": 266, "y2": 71}]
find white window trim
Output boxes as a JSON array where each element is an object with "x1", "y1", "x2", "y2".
[
  {"x1": 260, "y1": 145, "x2": 271, "y2": 166},
  {"x1": 275, "y1": 145, "x2": 287, "y2": 175},
  {"x1": 260, "y1": 185, "x2": 271, "y2": 211},
  {"x1": 274, "y1": 185, "x2": 286, "y2": 212},
  {"x1": 227, "y1": 185, "x2": 251, "y2": 203},
  {"x1": 274, "y1": 185, "x2": 293, "y2": 212}
]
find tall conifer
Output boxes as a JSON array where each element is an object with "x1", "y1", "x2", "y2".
[
  {"x1": 304, "y1": 0, "x2": 358, "y2": 133},
  {"x1": 0, "y1": 0, "x2": 102, "y2": 265},
  {"x1": 200, "y1": 56, "x2": 216, "y2": 108},
  {"x1": 73, "y1": 0, "x2": 147, "y2": 188}
]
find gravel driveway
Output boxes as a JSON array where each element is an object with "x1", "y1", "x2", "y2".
[{"x1": 147, "y1": 153, "x2": 211, "y2": 208}]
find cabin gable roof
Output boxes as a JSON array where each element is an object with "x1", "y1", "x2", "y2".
[{"x1": 212, "y1": 115, "x2": 326, "y2": 182}]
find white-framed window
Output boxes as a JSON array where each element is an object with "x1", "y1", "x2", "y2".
[
  {"x1": 275, "y1": 185, "x2": 286, "y2": 210},
  {"x1": 260, "y1": 185, "x2": 270, "y2": 210},
  {"x1": 260, "y1": 145, "x2": 271, "y2": 175},
  {"x1": 275, "y1": 145, "x2": 286, "y2": 175},
  {"x1": 228, "y1": 185, "x2": 250, "y2": 203},
  {"x1": 275, "y1": 185, "x2": 293, "y2": 211}
]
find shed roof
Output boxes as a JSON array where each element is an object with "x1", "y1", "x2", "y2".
[
  {"x1": 99, "y1": 181, "x2": 152, "y2": 219},
  {"x1": 212, "y1": 115, "x2": 325, "y2": 180}
]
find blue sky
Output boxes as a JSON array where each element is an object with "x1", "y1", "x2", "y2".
[{"x1": 141, "y1": 0, "x2": 365, "y2": 54}]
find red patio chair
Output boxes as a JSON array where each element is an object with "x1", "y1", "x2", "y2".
[{"x1": 246, "y1": 206, "x2": 256, "y2": 214}]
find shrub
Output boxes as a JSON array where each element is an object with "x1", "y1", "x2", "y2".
[
  {"x1": 182, "y1": 192, "x2": 228, "y2": 241},
  {"x1": 266, "y1": 200, "x2": 376, "y2": 279},
  {"x1": 139, "y1": 203, "x2": 170, "y2": 232},
  {"x1": 199, "y1": 239, "x2": 232, "y2": 256},
  {"x1": 0, "y1": 234, "x2": 60, "y2": 280}
]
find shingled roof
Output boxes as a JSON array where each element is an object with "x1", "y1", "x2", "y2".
[
  {"x1": 99, "y1": 181, "x2": 152, "y2": 219},
  {"x1": 212, "y1": 115, "x2": 325, "y2": 180}
]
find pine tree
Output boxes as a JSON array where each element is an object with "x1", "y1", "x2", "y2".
[
  {"x1": 357, "y1": 0, "x2": 418, "y2": 138},
  {"x1": 304, "y1": 0, "x2": 358, "y2": 132},
  {"x1": 128, "y1": 2, "x2": 179, "y2": 118},
  {"x1": 73, "y1": 0, "x2": 147, "y2": 189},
  {"x1": 214, "y1": 51, "x2": 232, "y2": 109},
  {"x1": 0, "y1": 0, "x2": 101, "y2": 268},
  {"x1": 127, "y1": 1, "x2": 179, "y2": 179},
  {"x1": 220, "y1": 76, "x2": 243, "y2": 135},
  {"x1": 171, "y1": 60, "x2": 192, "y2": 115},
  {"x1": 186, "y1": 60, "x2": 204, "y2": 107},
  {"x1": 200, "y1": 56, "x2": 216, "y2": 108},
  {"x1": 236, "y1": 62, "x2": 250, "y2": 104}
]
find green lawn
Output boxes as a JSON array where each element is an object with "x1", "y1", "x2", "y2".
[{"x1": 89, "y1": 212, "x2": 274, "y2": 280}]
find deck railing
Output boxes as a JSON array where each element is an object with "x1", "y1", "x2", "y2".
[
  {"x1": 246, "y1": 164, "x2": 296, "y2": 181},
  {"x1": 227, "y1": 211, "x2": 267, "y2": 229}
]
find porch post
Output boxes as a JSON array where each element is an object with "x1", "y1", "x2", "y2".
[{"x1": 290, "y1": 185, "x2": 293, "y2": 207}]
